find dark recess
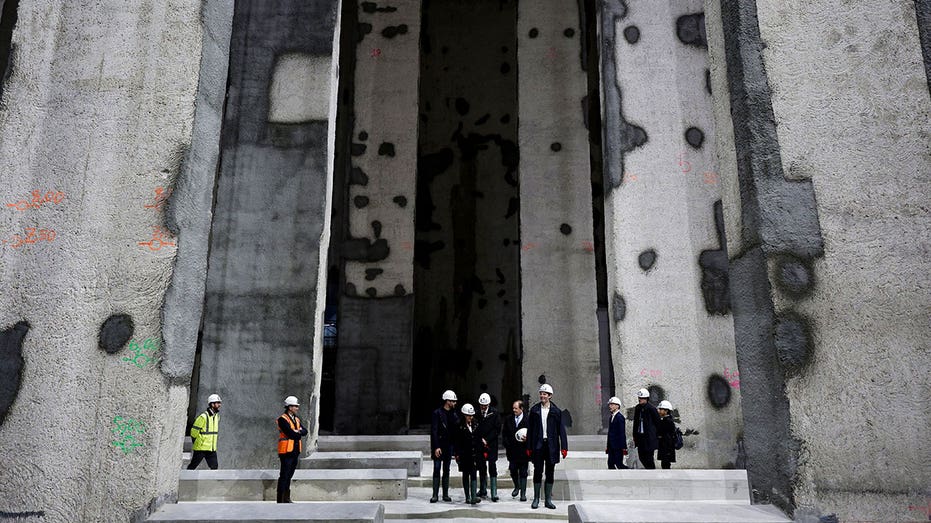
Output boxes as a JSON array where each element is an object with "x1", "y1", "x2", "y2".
[
  {"x1": 0, "y1": 320, "x2": 29, "y2": 427},
  {"x1": 0, "y1": 0, "x2": 19, "y2": 102},
  {"x1": 99, "y1": 314, "x2": 135, "y2": 354},
  {"x1": 706, "y1": 374, "x2": 731, "y2": 408}
]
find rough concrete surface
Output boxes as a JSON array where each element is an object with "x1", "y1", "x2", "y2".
[{"x1": 0, "y1": 1, "x2": 228, "y2": 521}]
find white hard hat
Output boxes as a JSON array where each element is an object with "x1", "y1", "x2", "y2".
[
  {"x1": 442, "y1": 390, "x2": 458, "y2": 401},
  {"x1": 207, "y1": 394, "x2": 222, "y2": 404},
  {"x1": 284, "y1": 396, "x2": 300, "y2": 407},
  {"x1": 515, "y1": 427, "x2": 528, "y2": 442},
  {"x1": 637, "y1": 388, "x2": 650, "y2": 398},
  {"x1": 478, "y1": 393, "x2": 491, "y2": 405},
  {"x1": 461, "y1": 403, "x2": 476, "y2": 416},
  {"x1": 658, "y1": 400, "x2": 673, "y2": 410},
  {"x1": 608, "y1": 396, "x2": 621, "y2": 406},
  {"x1": 539, "y1": 384, "x2": 554, "y2": 395}
]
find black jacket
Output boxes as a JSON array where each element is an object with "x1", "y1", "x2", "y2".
[
  {"x1": 607, "y1": 410, "x2": 627, "y2": 451},
  {"x1": 632, "y1": 401, "x2": 660, "y2": 451},
  {"x1": 526, "y1": 402, "x2": 568, "y2": 464},
  {"x1": 477, "y1": 406, "x2": 501, "y2": 460},
  {"x1": 431, "y1": 407, "x2": 459, "y2": 457},
  {"x1": 454, "y1": 421, "x2": 485, "y2": 474},
  {"x1": 657, "y1": 415, "x2": 677, "y2": 462},
  {"x1": 502, "y1": 411, "x2": 529, "y2": 464}
]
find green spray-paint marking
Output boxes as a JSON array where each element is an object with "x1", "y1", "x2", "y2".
[
  {"x1": 122, "y1": 338, "x2": 161, "y2": 369},
  {"x1": 111, "y1": 416, "x2": 147, "y2": 454}
]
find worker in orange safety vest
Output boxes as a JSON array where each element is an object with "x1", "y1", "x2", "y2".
[{"x1": 276, "y1": 395, "x2": 308, "y2": 503}]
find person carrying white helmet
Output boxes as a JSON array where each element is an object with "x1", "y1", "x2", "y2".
[
  {"x1": 632, "y1": 388, "x2": 660, "y2": 469},
  {"x1": 605, "y1": 396, "x2": 628, "y2": 469},
  {"x1": 276, "y1": 395, "x2": 308, "y2": 503},
  {"x1": 476, "y1": 392, "x2": 501, "y2": 501},
  {"x1": 526, "y1": 383, "x2": 568, "y2": 510},
  {"x1": 454, "y1": 403, "x2": 484, "y2": 505},
  {"x1": 429, "y1": 389, "x2": 459, "y2": 503},
  {"x1": 188, "y1": 393, "x2": 222, "y2": 470},
  {"x1": 502, "y1": 398, "x2": 530, "y2": 501},
  {"x1": 656, "y1": 400, "x2": 678, "y2": 469}
]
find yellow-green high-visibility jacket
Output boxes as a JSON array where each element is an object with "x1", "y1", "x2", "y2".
[{"x1": 190, "y1": 409, "x2": 219, "y2": 452}]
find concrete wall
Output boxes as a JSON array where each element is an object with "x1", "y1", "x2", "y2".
[
  {"x1": 0, "y1": 1, "x2": 232, "y2": 521},
  {"x1": 332, "y1": 0, "x2": 422, "y2": 434},
  {"x1": 599, "y1": 0, "x2": 743, "y2": 467},
  {"x1": 197, "y1": 0, "x2": 339, "y2": 467},
  {"x1": 708, "y1": 0, "x2": 931, "y2": 518},
  {"x1": 518, "y1": 0, "x2": 602, "y2": 434},
  {"x1": 410, "y1": 0, "x2": 522, "y2": 420}
]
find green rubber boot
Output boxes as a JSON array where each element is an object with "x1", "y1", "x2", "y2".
[
  {"x1": 510, "y1": 472, "x2": 519, "y2": 497},
  {"x1": 490, "y1": 476, "x2": 499, "y2": 502},
  {"x1": 544, "y1": 483, "x2": 556, "y2": 509},
  {"x1": 462, "y1": 474, "x2": 471, "y2": 504},
  {"x1": 430, "y1": 476, "x2": 439, "y2": 503},
  {"x1": 442, "y1": 475, "x2": 451, "y2": 502},
  {"x1": 478, "y1": 472, "x2": 487, "y2": 498},
  {"x1": 519, "y1": 477, "x2": 527, "y2": 501},
  {"x1": 470, "y1": 478, "x2": 481, "y2": 504},
  {"x1": 531, "y1": 482, "x2": 541, "y2": 509}
]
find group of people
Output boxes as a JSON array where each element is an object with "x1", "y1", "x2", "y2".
[
  {"x1": 187, "y1": 393, "x2": 308, "y2": 504},
  {"x1": 431, "y1": 385, "x2": 681, "y2": 509}
]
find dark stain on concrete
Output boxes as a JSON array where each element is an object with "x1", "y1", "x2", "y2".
[
  {"x1": 529, "y1": 28, "x2": 539, "y2": 38},
  {"x1": 638, "y1": 249, "x2": 657, "y2": 271},
  {"x1": 357, "y1": 23, "x2": 372, "y2": 42},
  {"x1": 613, "y1": 291, "x2": 626, "y2": 322},
  {"x1": 538, "y1": 374, "x2": 547, "y2": 384},
  {"x1": 914, "y1": 0, "x2": 931, "y2": 96},
  {"x1": 349, "y1": 166, "x2": 369, "y2": 186},
  {"x1": 706, "y1": 374, "x2": 731, "y2": 408},
  {"x1": 393, "y1": 195, "x2": 408, "y2": 207},
  {"x1": 698, "y1": 201, "x2": 731, "y2": 315},
  {"x1": 416, "y1": 148, "x2": 454, "y2": 232},
  {"x1": 414, "y1": 240, "x2": 445, "y2": 269},
  {"x1": 359, "y1": 131, "x2": 369, "y2": 141},
  {"x1": 775, "y1": 313, "x2": 812, "y2": 372},
  {"x1": 474, "y1": 113, "x2": 491, "y2": 125},
  {"x1": 455, "y1": 97, "x2": 470, "y2": 115},
  {"x1": 371, "y1": 220, "x2": 382, "y2": 238},
  {"x1": 500, "y1": 62, "x2": 511, "y2": 74},
  {"x1": 560, "y1": 223, "x2": 573, "y2": 235},
  {"x1": 378, "y1": 142, "x2": 396, "y2": 157},
  {"x1": 99, "y1": 314, "x2": 134, "y2": 354},
  {"x1": 344, "y1": 237, "x2": 390, "y2": 262},
  {"x1": 351, "y1": 143, "x2": 367, "y2": 156},
  {"x1": 550, "y1": 142, "x2": 562, "y2": 152},
  {"x1": 361, "y1": 2, "x2": 398, "y2": 13},
  {"x1": 365, "y1": 287, "x2": 378, "y2": 297},
  {"x1": 365, "y1": 268, "x2": 384, "y2": 281},
  {"x1": 500, "y1": 113, "x2": 510, "y2": 124},
  {"x1": 774, "y1": 255, "x2": 815, "y2": 298},
  {"x1": 353, "y1": 195, "x2": 370, "y2": 208},
  {"x1": 623, "y1": 25, "x2": 640, "y2": 44},
  {"x1": 647, "y1": 385, "x2": 666, "y2": 405},
  {"x1": 505, "y1": 197, "x2": 518, "y2": 219},
  {"x1": 0, "y1": 320, "x2": 28, "y2": 427},
  {"x1": 394, "y1": 284, "x2": 406, "y2": 296},
  {"x1": 381, "y1": 24, "x2": 409, "y2": 38},
  {"x1": 685, "y1": 127, "x2": 705, "y2": 148},
  {"x1": 676, "y1": 13, "x2": 707, "y2": 48},
  {"x1": 0, "y1": 511, "x2": 45, "y2": 519},
  {"x1": 705, "y1": 68, "x2": 712, "y2": 95},
  {"x1": 564, "y1": 28, "x2": 576, "y2": 38}
]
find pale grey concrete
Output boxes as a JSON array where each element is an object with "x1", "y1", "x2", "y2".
[
  {"x1": 302, "y1": 451, "x2": 422, "y2": 476},
  {"x1": 518, "y1": 0, "x2": 602, "y2": 435},
  {"x1": 178, "y1": 469, "x2": 407, "y2": 502},
  {"x1": 317, "y1": 435, "x2": 429, "y2": 453},
  {"x1": 148, "y1": 502, "x2": 385, "y2": 522},
  {"x1": 569, "y1": 501, "x2": 790, "y2": 523}
]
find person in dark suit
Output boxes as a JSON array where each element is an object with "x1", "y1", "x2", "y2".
[
  {"x1": 605, "y1": 396, "x2": 628, "y2": 469},
  {"x1": 476, "y1": 392, "x2": 501, "y2": 501},
  {"x1": 454, "y1": 403, "x2": 485, "y2": 504},
  {"x1": 632, "y1": 388, "x2": 660, "y2": 469},
  {"x1": 502, "y1": 399, "x2": 529, "y2": 500},
  {"x1": 656, "y1": 400, "x2": 677, "y2": 469},
  {"x1": 525, "y1": 383, "x2": 568, "y2": 510},
  {"x1": 429, "y1": 390, "x2": 459, "y2": 503}
]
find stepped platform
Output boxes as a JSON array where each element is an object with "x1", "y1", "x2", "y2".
[
  {"x1": 568, "y1": 501, "x2": 791, "y2": 522},
  {"x1": 147, "y1": 502, "x2": 385, "y2": 522},
  {"x1": 316, "y1": 434, "x2": 608, "y2": 454},
  {"x1": 302, "y1": 451, "x2": 422, "y2": 477},
  {"x1": 178, "y1": 469, "x2": 406, "y2": 502}
]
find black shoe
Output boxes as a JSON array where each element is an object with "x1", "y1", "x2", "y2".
[{"x1": 430, "y1": 495, "x2": 438, "y2": 503}]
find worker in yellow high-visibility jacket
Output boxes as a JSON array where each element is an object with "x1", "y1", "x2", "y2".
[{"x1": 188, "y1": 393, "x2": 222, "y2": 470}]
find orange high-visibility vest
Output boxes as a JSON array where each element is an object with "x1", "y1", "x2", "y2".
[{"x1": 277, "y1": 413, "x2": 302, "y2": 454}]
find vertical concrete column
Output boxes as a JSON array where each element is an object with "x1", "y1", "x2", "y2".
[
  {"x1": 333, "y1": 0, "x2": 421, "y2": 434},
  {"x1": 197, "y1": 1, "x2": 339, "y2": 467},
  {"x1": 0, "y1": 1, "x2": 231, "y2": 520},
  {"x1": 709, "y1": 0, "x2": 931, "y2": 517},
  {"x1": 518, "y1": 0, "x2": 601, "y2": 433},
  {"x1": 599, "y1": 0, "x2": 742, "y2": 467}
]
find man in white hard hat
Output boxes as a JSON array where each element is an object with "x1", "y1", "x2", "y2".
[
  {"x1": 188, "y1": 393, "x2": 222, "y2": 470},
  {"x1": 429, "y1": 390, "x2": 459, "y2": 503},
  {"x1": 276, "y1": 395, "x2": 308, "y2": 503},
  {"x1": 476, "y1": 392, "x2": 501, "y2": 501},
  {"x1": 605, "y1": 396, "x2": 628, "y2": 469},
  {"x1": 656, "y1": 400, "x2": 677, "y2": 469},
  {"x1": 526, "y1": 383, "x2": 568, "y2": 510},
  {"x1": 632, "y1": 388, "x2": 659, "y2": 469},
  {"x1": 502, "y1": 399, "x2": 529, "y2": 501}
]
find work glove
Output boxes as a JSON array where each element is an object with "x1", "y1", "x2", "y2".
[
  {"x1": 561, "y1": 449, "x2": 568, "y2": 459},
  {"x1": 605, "y1": 447, "x2": 609, "y2": 454},
  {"x1": 526, "y1": 449, "x2": 532, "y2": 458},
  {"x1": 483, "y1": 452, "x2": 488, "y2": 459},
  {"x1": 622, "y1": 449, "x2": 628, "y2": 456}
]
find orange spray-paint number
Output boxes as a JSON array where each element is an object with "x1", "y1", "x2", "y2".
[
  {"x1": 138, "y1": 226, "x2": 176, "y2": 251},
  {"x1": 2, "y1": 228, "x2": 56, "y2": 248},
  {"x1": 6, "y1": 190, "x2": 66, "y2": 211}
]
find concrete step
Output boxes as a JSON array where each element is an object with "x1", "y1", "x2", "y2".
[
  {"x1": 317, "y1": 435, "x2": 608, "y2": 453},
  {"x1": 568, "y1": 501, "x2": 790, "y2": 522},
  {"x1": 381, "y1": 486, "x2": 569, "y2": 520},
  {"x1": 178, "y1": 469, "x2": 407, "y2": 502},
  {"x1": 303, "y1": 451, "x2": 422, "y2": 477},
  {"x1": 147, "y1": 502, "x2": 384, "y2": 522}
]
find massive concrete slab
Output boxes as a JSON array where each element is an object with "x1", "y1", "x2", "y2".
[
  {"x1": 148, "y1": 502, "x2": 385, "y2": 522},
  {"x1": 317, "y1": 435, "x2": 429, "y2": 453},
  {"x1": 302, "y1": 451, "x2": 422, "y2": 477},
  {"x1": 178, "y1": 469, "x2": 406, "y2": 502},
  {"x1": 568, "y1": 501, "x2": 789, "y2": 523}
]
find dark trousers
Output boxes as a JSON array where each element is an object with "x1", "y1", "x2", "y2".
[
  {"x1": 508, "y1": 460, "x2": 528, "y2": 479},
  {"x1": 432, "y1": 454, "x2": 451, "y2": 480},
  {"x1": 661, "y1": 460, "x2": 671, "y2": 469},
  {"x1": 532, "y1": 450, "x2": 556, "y2": 484},
  {"x1": 637, "y1": 447, "x2": 656, "y2": 469},
  {"x1": 607, "y1": 449, "x2": 626, "y2": 469},
  {"x1": 479, "y1": 454, "x2": 497, "y2": 485},
  {"x1": 277, "y1": 452, "x2": 300, "y2": 493},
  {"x1": 187, "y1": 450, "x2": 218, "y2": 470}
]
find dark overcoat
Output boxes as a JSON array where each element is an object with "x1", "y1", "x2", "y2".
[
  {"x1": 454, "y1": 422, "x2": 485, "y2": 474},
  {"x1": 525, "y1": 402, "x2": 568, "y2": 464},
  {"x1": 431, "y1": 407, "x2": 459, "y2": 458},
  {"x1": 501, "y1": 411, "x2": 529, "y2": 464},
  {"x1": 656, "y1": 415, "x2": 677, "y2": 463},
  {"x1": 477, "y1": 406, "x2": 501, "y2": 460},
  {"x1": 632, "y1": 401, "x2": 660, "y2": 452},
  {"x1": 606, "y1": 410, "x2": 627, "y2": 451}
]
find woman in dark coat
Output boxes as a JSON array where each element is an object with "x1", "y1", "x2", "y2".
[
  {"x1": 656, "y1": 400, "x2": 677, "y2": 469},
  {"x1": 454, "y1": 403, "x2": 485, "y2": 504}
]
